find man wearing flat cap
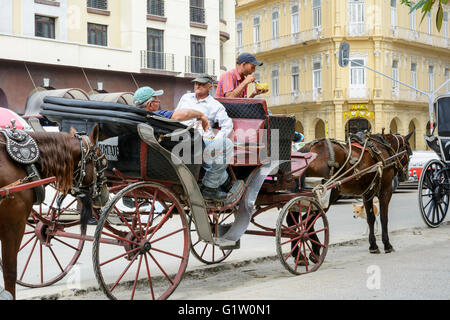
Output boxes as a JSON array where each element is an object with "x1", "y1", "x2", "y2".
[
  {"x1": 176, "y1": 74, "x2": 237, "y2": 201},
  {"x1": 216, "y1": 52, "x2": 268, "y2": 98}
]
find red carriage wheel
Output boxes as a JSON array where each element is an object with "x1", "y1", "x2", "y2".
[
  {"x1": 92, "y1": 182, "x2": 190, "y2": 300},
  {"x1": 276, "y1": 196, "x2": 329, "y2": 275},
  {"x1": 14, "y1": 190, "x2": 86, "y2": 288},
  {"x1": 188, "y1": 208, "x2": 235, "y2": 265}
]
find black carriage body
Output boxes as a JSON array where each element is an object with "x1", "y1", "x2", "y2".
[
  {"x1": 425, "y1": 95, "x2": 450, "y2": 163},
  {"x1": 40, "y1": 97, "x2": 202, "y2": 183}
]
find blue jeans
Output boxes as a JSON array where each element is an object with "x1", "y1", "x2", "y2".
[{"x1": 202, "y1": 137, "x2": 233, "y2": 189}]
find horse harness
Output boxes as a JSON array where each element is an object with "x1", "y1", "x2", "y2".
[
  {"x1": 0, "y1": 122, "x2": 107, "y2": 206},
  {"x1": 0, "y1": 122, "x2": 44, "y2": 205}
]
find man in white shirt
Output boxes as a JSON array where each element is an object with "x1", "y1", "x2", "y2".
[{"x1": 176, "y1": 74, "x2": 235, "y2": 201}]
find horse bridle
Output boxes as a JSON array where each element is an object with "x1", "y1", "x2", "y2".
[
  {"x1": 72, "y1": 133, "x2": 107, "y2": 200},
  {"x1": 390, "y1": 134, "x2": 412, "y2": 178}
]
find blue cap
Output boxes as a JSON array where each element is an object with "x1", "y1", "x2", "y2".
[
  {"x1": 237, "y1": 52, "x2": 263, "y2": 66},
  {"x1": 133, "y1": 86, "x2": 164, "y2": 106}
]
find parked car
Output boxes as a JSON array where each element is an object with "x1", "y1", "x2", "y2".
[{"x1": 400, "y1": 150, "x2": 440, "y2": 187}]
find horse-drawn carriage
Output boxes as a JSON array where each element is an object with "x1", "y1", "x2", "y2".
[
  {"x1": 419, "y1": 94, "x2": 450, "y2": 228},
  {"x1": 1, "y1": 94, "x2": 412, "y2": 300}
]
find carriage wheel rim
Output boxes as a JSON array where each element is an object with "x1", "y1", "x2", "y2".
[
  {"x1": 276, "y1": 196, "x2": 329, "y2": 276},
  {"x1": 418, "y1": 160, "x2": 449, "y2": 228},
  {"x1": 92, "y1": 182, "x2": 190, "y2": 300}
]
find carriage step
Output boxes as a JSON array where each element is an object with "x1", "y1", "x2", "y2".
[{"x1": 214, "y1": 237, "x2": 240, "y2": 250}]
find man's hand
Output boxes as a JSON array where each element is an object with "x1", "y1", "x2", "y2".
[
  {"x1": 199, "y1": 114, "x2": 210, "y2": 131},
  {"x1": 250, "y1": 87, "x2": 269, "y2": 98},
  {"x1": 243, "y1": 74, "x2": 256, "y2": 85}
]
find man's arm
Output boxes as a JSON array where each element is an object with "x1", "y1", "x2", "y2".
[
  {"x1": 224, "y1": 74, "x2": 255, "y2": 98},
  {"x1": 171, "y1": 109, "x2": 210, "y2": 131}
]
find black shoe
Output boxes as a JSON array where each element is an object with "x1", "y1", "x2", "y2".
[
  {"x1": 220, "y1": 175, "x2": 233, "y2": 193},
  {"x1": 201, "y1": 186, "x2": 228, "y2": 201}
]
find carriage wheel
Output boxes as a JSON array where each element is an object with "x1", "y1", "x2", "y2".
[
  {"x1": 188, "y1": 208, "x2": 235, "y2": 265},
  {"x1": 92, "y1": 182, "x2": 190, "y2": 300},
  {"x1": 418, "y1": 159, "x2": 449, "y2": 228},
  {"x1": 15, "y1": 190, "x2": 85, "y2": 288},
  {"x1": 276, "y1": 196, "x2": 329, "y2": 275}
]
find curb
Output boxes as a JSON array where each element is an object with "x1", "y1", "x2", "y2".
[{"x1": 22, "y1": 222, "x2": 450, "y2": 300}]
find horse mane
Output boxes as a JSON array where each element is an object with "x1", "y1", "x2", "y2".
[{"x1": 29, "y1": 131, "x2": 79, "y2": 194}]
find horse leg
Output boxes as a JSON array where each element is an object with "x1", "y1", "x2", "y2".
[
  {"x1": 364, "y1": 198, "x2": 380, "y2": 254},
  {"x1": 1, "y1": 223, "x2": 25, "y2": 299},
  {"x1": 378, "y1": 191, "x2": 395, "y2": 253}
]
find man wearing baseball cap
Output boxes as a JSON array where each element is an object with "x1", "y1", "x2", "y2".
[
  {"x1": 133, "y1": 86, "x2": 210, "y2": 131},
  {"x1": 216, "y1": 52, "x2": 268, "y2": 98},
  {"x1": 176, "y1": 74, "x2": 240, "y2": 201}
]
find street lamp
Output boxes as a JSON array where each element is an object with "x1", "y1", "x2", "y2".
[{"x1": 338, "y1": 42, "x2": 450, "y2": 131}]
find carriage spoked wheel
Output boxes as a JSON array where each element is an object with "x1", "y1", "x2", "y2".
[
  {"x1": 418, "y1": 159, "x2": 450, "y2": 228},
  {"x1": 188, "y1": 208, "x2": 236, "y2": 264},
  {"x1": 14, "y1": 189, "x2": 85, "y2": 288},
  {"x1": 276, "y1": 196, "x2": 329, "y2": 275},
  {"x1": 92, "y1": 182, "x2": 190, "y2": 300}
]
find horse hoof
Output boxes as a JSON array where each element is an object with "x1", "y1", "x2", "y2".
[
  {"x1": 385, "y1": 247, "x2": 395, "y2": 253},
  {"x1": 369, "y1": 248, "x2": 380, "y2": 254}
]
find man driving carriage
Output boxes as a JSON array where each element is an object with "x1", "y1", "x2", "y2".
[{"x1": 133, "y1": 76, "x2": 237, "y2": 201}]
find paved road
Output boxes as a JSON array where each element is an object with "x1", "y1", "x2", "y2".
[{"x1": 3, "y1": 187, "x2": 450, "y2": 300}]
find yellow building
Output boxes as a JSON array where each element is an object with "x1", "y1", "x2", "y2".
[{"x1": 236, "y1": 0, "x2": 450, "y2": 150}]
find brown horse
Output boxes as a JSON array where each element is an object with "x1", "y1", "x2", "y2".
[
  {"x1": 0, "y1": 125, "x2": 108, "y2": 299},
  {"x1": 299, "y1": 132, "x2": 413, "y2": 254}
]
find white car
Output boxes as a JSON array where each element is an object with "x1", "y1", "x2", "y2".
[{"x1": 402, "y1": 150, "x2": 440, "y2": 186}]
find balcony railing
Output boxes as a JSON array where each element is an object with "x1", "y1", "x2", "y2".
[
  {"x1": 239, "y1": 28, "x2": 322, "y2": 54},
  {"x1": 148, "y1": 0, "x2": 164, "y2": 16},
  {"x1": 87, "y1": 0, "x2": 107, "y2": 10},
  {"x1": 390, "y1": 26, "x2": 450, "y2": 49},
  {"x1": 346, "y1": 87, "x2": 372, "y2": 99},
  {"x1": 392, "y1": 89, "x2": 428, "y2": 102},
  {"x1": 266, "y1": 89, "x2": 321, "y2": 107},
  {"x1": 190, "y1": 6, "x2": 205, "y2": 24},
  {"x1": 347, "y1": 23, "x2": 368, "y2": 36},
  {"x1": 141, "y1": 51, "x2": 175, "y2": 72},
  {"x1": 185, "y1": 56, "x2": 215, "y2": 75}
]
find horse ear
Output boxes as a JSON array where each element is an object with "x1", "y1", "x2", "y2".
[
  {"x1": 405, "y1": 131, "x2": 414, "y2": 142},
  {"x1": 381, "y1": 127, "x2": 385, "y2": 135},
  {"x1": 90, "y1": 124, "x2": 99, "y2": 144},
  {"x1": 69, "y1": 126, "x2": 77, "y2": 136}
]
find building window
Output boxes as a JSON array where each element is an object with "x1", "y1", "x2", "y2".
[
  {"x1": 191, "y1": 35, "x2": 205, "y2": 73},
  {"x1": 35, "y1": 15, "x2": 55, "y2": 39},
  {"x1": 291, "y1": 4, "x2": 300, "y2": 34},
  {"x1": 147, "y1": 28, "x2": 164, "y2": 69},
  {"x1": 409, "y1": 7, "x2": 415, "y2": 30},
  {"x1": 428, "y1": 65, "x2": 434, "y2": 91},
  {"x1": 148, "y1": 0, "x2": 164, "y2": 16},
  {"x1": 272, "y1": 10, "x2": 279, "y2": 39},
  {"x1": 443, "y1": 12, "x2": 448, "y2": 38},
  {"x1": 411, "y1": 63, "x2": 417, "y2": 89},
  {"x1": 88, "y1": 23, "x2": 107, "y2": 46},
  {"x1": 350, "y1": 59, "x2": 365, "y2": 87},
  {"x1": 349, "y1": 0, "x2": 364, "y2": 35},
  {"x1": 390, "y1": 0, "x2": 397, "y2": 28},
  {"x1": 87, "y1": 0, "x2": 107, "y2": 10},
  {"x1": 253, "y1": 16, "x2": 261, "y2": 43},
  {"x1": 236, "y1": 21, "x2": 243, "y2": 48},
  {"x1": 219, "y1": 0, "x2": 224, "y2": 20},
  {"x1": 190, "y1": 0, "x2": 205, "y2": 24},
  {"x1": 313, "y1": 0, "x2": 321, "y2": 30},
  {"x1": 392, "y1": 60, "x2": 399, "y2": 90},
  {"x1": 291, "y1": 65, "x2": 300, "y2": 93},
  {"x1": 427, "y1": 11, "x2": 432, "y2": 34},
  {"x1": 272, "y1": 69, "x2": 279, "y2": 96},
  {"x1": 313, "y1": 61, "x2": 322, "y2": 89}
]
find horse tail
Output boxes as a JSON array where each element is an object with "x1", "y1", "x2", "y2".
[{"x1": 79, "y1": 187, "x2": 94, "y2": 234}]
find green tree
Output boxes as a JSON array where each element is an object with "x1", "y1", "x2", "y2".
[{"x1": 400, "y1": 0, "x2": 448, "y2": 31}]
